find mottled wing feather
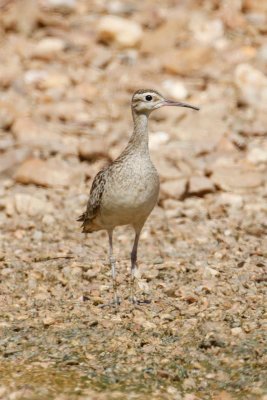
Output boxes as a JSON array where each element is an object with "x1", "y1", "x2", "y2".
[{"x1": 77, "y1": 167, "x2": 109, "y2": 232}]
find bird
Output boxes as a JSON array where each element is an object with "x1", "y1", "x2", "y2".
[{"x1": 78, "y1": 89, "x2": 199, "y2": 305}]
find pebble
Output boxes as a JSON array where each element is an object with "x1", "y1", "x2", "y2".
[
  {"x1": 231, "y1": 327, "x2": 244, "y2": 337},
  {"x1": 15, "y1": 158, "x2": 84, "y2": 188},
  {"x1": 161, "y1": 179, "x2": 187, "y2": 200},
  {"x1": 188, "y1": 176, "x2": 215, "y2": 195},
  {"x1": 43, "y1": 316, "x2": 56, "y2": 326},
  {"x1": 203, "y1": 266, "x2": 220, "y2": 278},
  {"x1": 211, "y1": 166, "x2": 263, "y2": 190},
  {"x1": 247, "y1": 147, "x2": 267, "y2": 164},
  {"x1": 33, "y1": 230, "x2": 43, "y2": 241},
  {"x1": 97, "y1": 16, "x2": 143, "y2": 48},
  {"x1": 14, "y1": 193, "x2": 52, "y2": 217},
  {"x1": 32, "y1": 38, "x2": 67, "y2": 60},
  {"x1": 24, "y1": 69, "x2": 48, "y2": 85},
  {"x1": 12, "y1": 117, "x2": 61, "y2": 149},
  {"x1": 190, "y1": 17, "x2": 224, "y2": 44},
  {"x1": 162, "y1": 46, "x2": 212, "y2": 75},
  {"x1": 0, "y1": 102, "x2": 15, "y2": 130},
  {"x1": 78, "y1": 138, "x2": 109, "y2": 162},
  {"x1": 42, "y1": 0, "x2": 76, "y2": 13},
  {"x1": 42, "y1": 215, "x2": 55, "y2": 225},
  {"x1": 0, "y1": 148, "x2": 31, "y2": 174},
  {"x1": 149, "y1": 131, "x2": 169, "y2": 150},
  {"x1": 162, "y1": 79, "x2": 188, "y2": 100},
  {"x1": 234, "y1": 63, "x2": 267, "y2": 110},
  {"x1": 216, "y1": 193, "x2": 244, "y2": 208}
]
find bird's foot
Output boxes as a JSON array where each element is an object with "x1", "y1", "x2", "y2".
[{"x1": 99, "y1": 297, "x2": 121, "y2": 308}]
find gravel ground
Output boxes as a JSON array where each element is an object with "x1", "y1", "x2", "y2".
[{"x1": 0, "y1": 1, "x2": 266, "y2": 399}]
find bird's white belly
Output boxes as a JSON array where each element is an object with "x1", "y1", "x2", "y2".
[{"x1": 100, "y1": 171, "x2": 159, "y2": 227}]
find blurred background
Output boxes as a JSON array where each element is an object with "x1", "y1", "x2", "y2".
[
  {"x1": 0, "y1": 1, "x2": 266, "y2": 399},
  {"x1": 0, "y1": 0, "x2": 266, "y2": 199}
]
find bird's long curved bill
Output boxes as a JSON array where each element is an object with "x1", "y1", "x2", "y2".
[{"x1": 158, "y1": 99, "x2": 199, "y2": 111}]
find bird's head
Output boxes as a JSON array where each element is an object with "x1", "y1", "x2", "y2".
[{"x1": 132, "y1": 89, "x2": 199, "y2": 115}]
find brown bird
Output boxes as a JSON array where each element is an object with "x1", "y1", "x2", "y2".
[{"x1": 78, "y1": 89, "x2": 199, "y2": 305}]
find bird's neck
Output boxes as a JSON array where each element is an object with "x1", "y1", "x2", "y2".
[{"x1": 127, "y1": 111, "x2": 149, "y2": 154}]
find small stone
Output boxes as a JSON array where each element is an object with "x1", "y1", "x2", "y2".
[
  {"x1": 32, "y1": 38, "x2": 67, "y2": 60},
  {"x1": 162, "y1": 199, "x2": 181, "y2": 210},
  {"x1": 213, "y1": 391, "x2": 234, "y2": 400},
  {"x1": 24, "y1": 69, "x2": 48, "y2": 85},
  {"x1": 183, "y1": 395, "x2": 200, "y2": 400},
  {"x1": 162, "y1": 46, "x2": 213, "y2": 75},
  {"x1": 212, "y1": 166, "x2": 263, "y2": 191},
  {"x1": 149, "y1": 131, "x2": 169, "y2": 150},
  {"x1": 0, "y1": 101, "x2": 15, "y2": 130},
  {"x1": 14, "y1": 0, "x2": 39, "y2": 35},
  {"x1": 0, "y1": 148, "x2": 31, "y2": 174},
  {"x1": 188, "y1": 176, "x2": 215, "y2": 196},
  {"x1": 37, "y1": 73, "x2": 70, "y2": 90},
  {"x1": 43, "y1": 0, "x2": 76, "y2": 13},
  {"x1": 15, "y1": 158, "x2": 84, "y2": 188},
  {"x1": 43, "y1": 316, "x2": 56, "y2": 326},
  {"x1": 216, "y1": 193, "x2": 243, "y2": 208},
  {"x1": 190, "y1": 17, "x2": 224, "y2": 44},
  {"x1": 247, "y1": 147, "x2": 267, "y2": 164},
  {"x1": 14, "y1": 193, "x2": 52, "y2": 217},
  {"x1": 156, "y1": 159, "x2": 182, "y2": 181},
  {"x1": 231, "y1": 327, "x2": 244, "y2": 337},
  {"x1": 42, "y1": 215, "x2": 55, "y2": 225},
  {"x1": 203, "y1": 266, "x2": 220, "y2": 278},
  {"x1": 98, "y1": 16, "x2": 143, "y2": 48},
  {"x1": 12, "y1": 117, "x2": 61, "y2": 149},
  {"x1": 161, "y1": 179, "x2": 187, "y2": 200},
  {"x1": 183, "y1": 378, "x2": 196, "y2": 390},
  {"x1": 162, "y1": 80, "x2": 188, "y2": 100},
  {"x1": 33, "y1": 230, "x2": 43, "y2": 241},
  {"x1": 258, "y1": 44, "x2": 267, "y2": 62},
  {"x1": 234, "y1": 64, "x2": 267, "y2": 110},
  {"x1": 78, "y1": 139, "x2": 110, "y2": 162}
]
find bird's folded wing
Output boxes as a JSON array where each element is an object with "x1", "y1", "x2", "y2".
[{"x1": 77, "y1": 167, "x2": 109, "y2": 226}]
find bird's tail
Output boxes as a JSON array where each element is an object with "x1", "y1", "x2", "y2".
[{"x1": 77, "y1": 212, "x2": 99, "y2": 233}]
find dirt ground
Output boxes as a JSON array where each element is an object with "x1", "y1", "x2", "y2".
[{"x1": 0, "y1": 0, "x2": 266, "y2": 399}]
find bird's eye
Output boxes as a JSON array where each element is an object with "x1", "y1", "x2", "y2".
[{"x1": 145, "y1": 95, "x2": 152, "y2": 101}]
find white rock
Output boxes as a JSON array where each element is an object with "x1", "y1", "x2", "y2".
[
  {"x1": 33, "y1": 230, "x2": 43, "y2": 241},
  {"x1": 98, "y1": 16, "x2": 143, "y2": 48},
  {"x1": 217, "y1": 193, "x2": 244, "y2": 208},
  {"x1": 234, "y1": 63, "x2": 267, "y2": 110},
  {"x1": 231, "y1": 327, "x2": 244, "y2": 337},
  {"x1": 33, "y1": 38, "x2": 66, "y2": 59},
  {"x1": 43, "y1": 0, "x2": 76, "y2": 12},
  {"x1": 203, "y1": 266, "x2": 219, "y2": 278},
  {"x1": 149, "y1": 131, "x2": 169, "y2": 150},
  {"x1": 24, "y1": 69, "x2": 48, "y2": 84},
  {"x1": 162, "y1": 80, "x2": 188, "y2": 100},
  {"x1": 190, "y1": 18, "x2": 224, "y2": 44},
  {"x1": 42, "y1": 214, "x2": 55, "y2": 225},
  {"x1": 247, "y1": 147, "x2": 267, "y2": 164},
  {"x1": 14, "y1": 194, "x2": 52, "y2": 216},
  {"x1": 15, "y1": 158, "x2": 84, "y2": 188},
  {"x1": 258, "y1": 44, "x2": 267, "y2": 62}
]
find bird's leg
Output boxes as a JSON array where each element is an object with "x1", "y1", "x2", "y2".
[
  {"x1": 130, "y1": 230, "x2": 141, "y2": 304},
  {"x1": 108, "y1": 230, "x2": 120, "y2": 306}
]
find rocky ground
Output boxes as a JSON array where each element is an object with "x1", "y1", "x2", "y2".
[{"x1": 0, "y1": 0, "x2": 267, "y2": 399}]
